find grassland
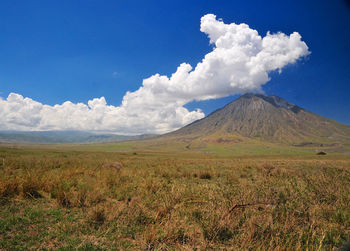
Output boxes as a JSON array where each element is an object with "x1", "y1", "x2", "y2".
[{"x1": 0, "y1": 144, "x2": 350, "y2": 250}]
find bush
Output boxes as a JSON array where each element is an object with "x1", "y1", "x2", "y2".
[{"x1": 199, "y1": 172, "x2": 212, "y2": 180}]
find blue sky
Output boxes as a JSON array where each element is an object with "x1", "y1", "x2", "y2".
[{"x1": 0, "y1": 0, "x2": 349, "y2": 133}]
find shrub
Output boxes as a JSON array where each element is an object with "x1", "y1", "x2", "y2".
[{"x1": 199, "y1": 172, "x2": 212, "y2": 180}]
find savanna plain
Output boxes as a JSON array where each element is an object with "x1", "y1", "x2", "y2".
[{"x1": 0, "y1": 142, "x2": 349, "y2": 250}]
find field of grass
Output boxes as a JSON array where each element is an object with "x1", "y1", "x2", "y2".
[{"x1": 1, "y1": 145, "x2": 350, "y2": 250}]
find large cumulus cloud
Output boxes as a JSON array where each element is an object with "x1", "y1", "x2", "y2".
[{"x1": 0, "y1": 14, "x2": 310, "y2": 134}]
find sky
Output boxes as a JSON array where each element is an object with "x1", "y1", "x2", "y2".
[{"x1": 0, "y1": 0, "x2": 349, "y2": 134}]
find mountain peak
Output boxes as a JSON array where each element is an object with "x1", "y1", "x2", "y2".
[{"x1": 238, "y1": 93, "x2": 302, "y2": 113}]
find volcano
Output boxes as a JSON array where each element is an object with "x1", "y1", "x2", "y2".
[{"x1": 163, "y1": 93, "x2": 350, "y2": 144}]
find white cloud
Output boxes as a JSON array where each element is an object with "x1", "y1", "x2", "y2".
[{"x1": 0, "y1": 14, "x2": 310, "y2": 134}]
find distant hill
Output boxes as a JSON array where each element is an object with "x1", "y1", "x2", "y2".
[
  {"x1": 162, "y1": 93, "x2": 350, "y2": 144},
  {"x1": 0, "y1": 130, "x2": 154, "y2": 144}
]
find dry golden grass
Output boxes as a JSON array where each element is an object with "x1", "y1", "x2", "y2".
[{"x1": 0, "y1": 146, "x2": 349, "y2": 250}]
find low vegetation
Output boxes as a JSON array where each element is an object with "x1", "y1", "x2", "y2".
[{"x1": 0, "y1": 146, "x2": 349, "y2": 250}]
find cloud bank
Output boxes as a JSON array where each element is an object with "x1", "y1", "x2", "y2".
[{"x1": 0, "y1": 14, "x2": 310, "y2": 134}]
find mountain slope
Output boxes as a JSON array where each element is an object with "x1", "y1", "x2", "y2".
[{"x1": 163, "y1": 93, "x2": 350, "y2": 144}]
